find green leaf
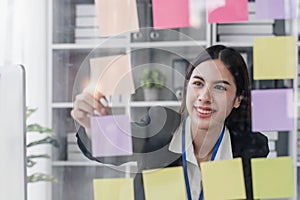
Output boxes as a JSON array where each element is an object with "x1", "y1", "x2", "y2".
[
  {"x1": 27, "y1": 154, "x2": 51, "y2": 168},
  {"x1": 26, "y1": 107, "x2": 38, "y2": 119},
  {"x1": 26, "y1": 123, "x2": 54, "y2": 134},
  {"x1": 27, "y1": 158, "x2": 37, "y2": 168},
  {"x1": 27, "y1": 154, "x2": 51, "y2": 160},
  {"x1": 140, "y1": 68, "x2": 165, "y2": 89},
  {"x1": 27, "y1": 173, "x2": 58, "y2": 183},
  {"x1": 26, "y1": 136, "x2": 59, "y2": 148}
]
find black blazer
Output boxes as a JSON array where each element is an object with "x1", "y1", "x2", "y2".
[{"x1": 77, "y1": 106, "x2": 269, "y2": 200}]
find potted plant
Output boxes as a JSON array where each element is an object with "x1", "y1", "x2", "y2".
[
  {"x1": 26, "y1": 107, "x2": 59, "y2": 183},
  {"x1": 140, "y1": 68, "x2": 166, "y2": 101}
]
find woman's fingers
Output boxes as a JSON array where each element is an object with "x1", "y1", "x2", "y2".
[
  {"x1": 71, "y1": 90, "x2": 110, "y2": 129},
  {"x1": 74, "y1": 93, "x2": 94, "y2": 115},
  {"x1": 70, "y1": 109, "x2": 90, "y2": 129}
]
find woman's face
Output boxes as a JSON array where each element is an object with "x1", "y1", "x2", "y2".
[{"x1": 186, "y1": 59, "x2": 242, "y2": 131}]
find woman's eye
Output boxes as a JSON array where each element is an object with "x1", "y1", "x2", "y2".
[
  {"x1": 193, "y1": 81, "x2": 203, "y2": 86},
  {"x1": 215, "y1": 85, "x2": 227, "y2": 91}
]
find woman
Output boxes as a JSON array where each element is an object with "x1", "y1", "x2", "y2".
[{"x1": 71, "y1": 45, "x2": 269, "y2": 200}]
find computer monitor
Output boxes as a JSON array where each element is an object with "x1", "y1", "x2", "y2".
[{"x1": 0, "y1": 65, "x2": 27, "y2": 200}]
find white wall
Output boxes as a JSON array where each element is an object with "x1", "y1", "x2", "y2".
[
  {"x1": 0, "y1": 0, "x2": 49, "y2": 199},
  {"x1": 24, "y1": 1, "x2": 50, "y2": 200}
]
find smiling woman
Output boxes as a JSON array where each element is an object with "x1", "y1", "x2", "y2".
[
  {"x1": 177, "y1": 45, "x2": 268, "y2": 199},
  {"x1": 185, "y1": 59, "x2": 243, "y2": 160},
  {"x1": 181, "y1": 45, "x2": 250, "y2": 131},
  {"x1": 71, "y1": 45, "x2": 269, "y2": 200}
]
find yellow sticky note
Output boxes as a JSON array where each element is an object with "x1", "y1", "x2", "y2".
[
  {"x1": 251, "y1": 156, "x2": 294, "y2": 199},
  {"x1": 89, "y1": 54, "x2": 135, "y2": 95},
  {"x1": 93, "y1": 178, "x2": 134, "y2": 200},
  {"x1": 253, "y1": 36, "x2": 296, "y2": 80},
  {"x1": 142, "y1": 167, "x2": 187, "y2": 200},
  {"x1": 200, "y1": 158, "x2": 246, "y2": 200}
]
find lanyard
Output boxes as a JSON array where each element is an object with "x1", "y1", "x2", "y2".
[{"x1": 182, "y1": 120, "x2": 225, "y2": 200}]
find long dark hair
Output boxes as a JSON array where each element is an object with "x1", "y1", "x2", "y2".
[{"x1": 179, "y1": 45, "x2": 251, "y2": 133}]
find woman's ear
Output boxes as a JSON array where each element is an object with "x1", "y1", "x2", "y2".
[{"x1": 233, "y1": 95, "x2": 243, "y2": 108}]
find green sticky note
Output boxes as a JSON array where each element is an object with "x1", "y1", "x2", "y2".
[
  {"x1": 253, "y1": 36, "x2": 296, "y2": 80},
  {"x1": 200, "y1": 158, "x2": 246, "y2": 200},
  {"x1": 251, "y1": 156, "x2": 294, "y2": 199},
  {"x1": 142, "y1": 166, "x2": 187, "y2": 200},
  {"x1": 93, "y1": 178, "x2": 134, "y2": 200}
]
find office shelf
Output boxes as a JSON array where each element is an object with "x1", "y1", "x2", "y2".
[{"x1": 48, "y1": 0, "x2": 298, "y2": 199}]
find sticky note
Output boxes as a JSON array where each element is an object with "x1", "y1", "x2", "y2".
[
  {"x1": 251, "y1": 89, "x2": 294, "y2": 132},
  {"x1": 200, "y1": 158, "x2": 246, "y2": 200},
  {"x1": 93, "y1": 178, "x2": 134, "y2": 200},
  {"x1": 89, "y1": 55, "x2": 135, "y2": 96},
  {"x1": 251, "y1": 157, "x2": 294, "y2": 199},
  {"x1": 189, "y1": 0, "x2": 204, "y2": 28},
  {"x1": 142, "y1": 167, "x2": 187, "y2": 200},
  {"x1": 256, "y1": 0, "x2": 296, "y2": 20},
  {"x1": 152, "y1": 0, "x2": 190, "y2": 29},
  {"x1": 253, "y1": 36, "x2": 296, "y2": 80},
  {"x1": 285, "y1": 0, "x2": 297, "y2": 19},
  {"x1": 207, "y1": 0, "x2": 248, "y2": 24},
  {"x1": 95, "y1": 0, "x2": 139, "y2": 36},
  {"x1": 91, "y1": 115, "x2": 133, "y2": 157}
]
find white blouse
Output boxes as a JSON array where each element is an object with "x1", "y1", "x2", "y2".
[{"x1": 169, "y1": 117, "x2": 233, "y2": 200}]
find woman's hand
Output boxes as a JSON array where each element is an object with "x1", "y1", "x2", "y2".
[{"x1": 71, "y1": 89, "x2": 109, "y2": 132}]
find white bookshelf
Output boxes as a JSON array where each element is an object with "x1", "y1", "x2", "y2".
[
  {"x1": 48, "y1": 0, "x2": 209, "y2": 199},
  {"x1": 48, "y1": 0, "x2": 299, "y2": 199},
  {"x1": 52, "y1": 101, "x2": 181, "y2": 109}
]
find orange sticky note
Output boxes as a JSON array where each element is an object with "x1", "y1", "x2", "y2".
[
  {"x1": 89, "y1": 54, "x2": 135, "y2": 95},
  {"x1": 95, "y1": 0, "x2": 139, "y2": 36}
]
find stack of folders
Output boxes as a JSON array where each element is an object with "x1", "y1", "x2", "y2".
[
  {"x1": 75, "y1": 4, "x2": 127, "y2": 44},
  {"x1": 67, "y1": 132, "x2": 90, "y2": 161},
  {"x1": 262, "y1": 131, "x2": 278, "y2": 158},
  {"x1": 75, "y1": 4, "x2": 99, "y2": 44},
  {"x1": 217, "y1": 2, "x2": 274, "y2": 43}
]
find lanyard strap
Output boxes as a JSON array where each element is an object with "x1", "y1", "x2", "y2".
[
  {"x1": 182, "y1": 120, "x2": 192, "y2": 200},
  {"x1": 182, "y1": 120, "x2": 225, "y2": 200}
]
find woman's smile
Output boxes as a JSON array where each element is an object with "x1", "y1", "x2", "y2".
[{"x1": 194, "y1": 105, "x2": 216, "y2": 118}]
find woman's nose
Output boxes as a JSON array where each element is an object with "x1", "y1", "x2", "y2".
[{"x1": 198, "y1": 87, "x2": 212, "y2": 102}]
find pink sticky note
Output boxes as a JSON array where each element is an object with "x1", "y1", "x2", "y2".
[
  {"x1": 251, "y1": 89, "x2": 294, "y2": 132},
  {"x1": 91, "y1": 115, "x2": 133, "y2": 157},
  {"x1": 152, "y1": 0, "x2": 190, "y2": 29},
  {"x1": 207, "y1": 0, "x2": 248, "y2": 24}
]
